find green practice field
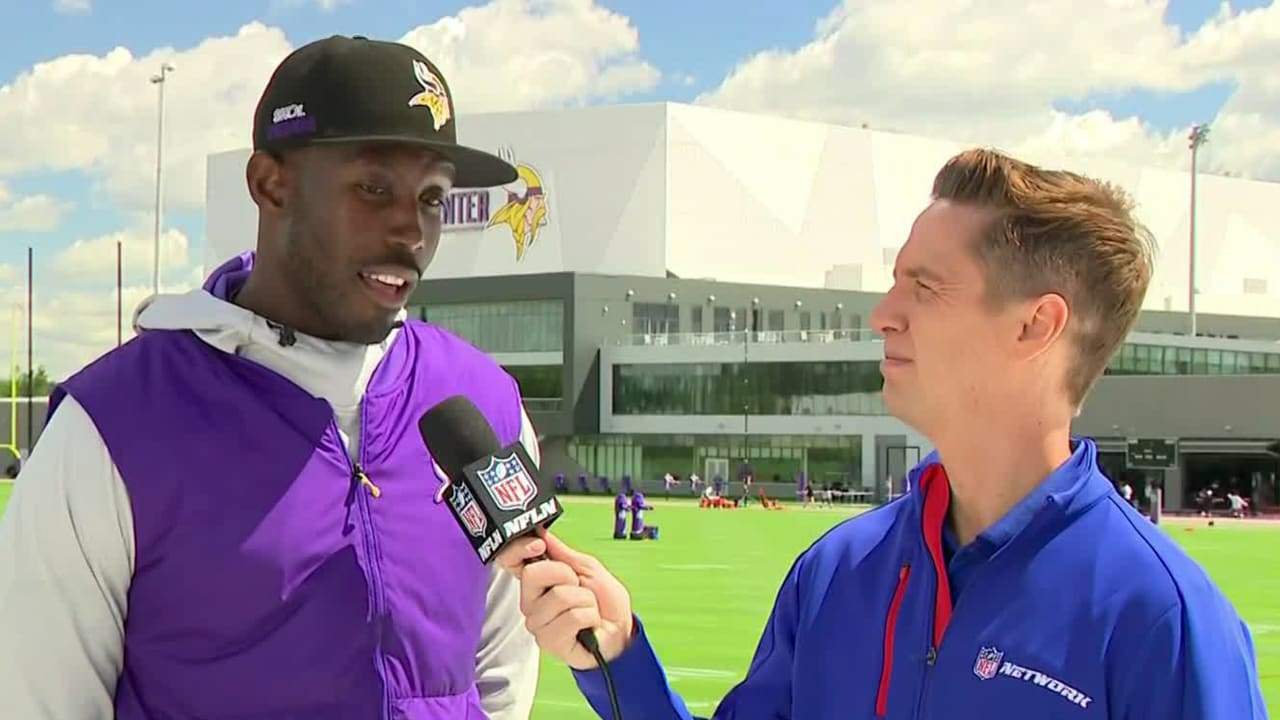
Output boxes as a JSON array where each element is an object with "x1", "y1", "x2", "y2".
[
  {"x1": 530, "y1": 496, "x2": 1278, "y2": 718},
  {"x1": 0, "y1": 488, "x2": 1273, "y2": 717}
]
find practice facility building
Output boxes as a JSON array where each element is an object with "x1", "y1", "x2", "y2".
[{"x1": 203, "y1": 102, "x2": 1280, "y2": 511}]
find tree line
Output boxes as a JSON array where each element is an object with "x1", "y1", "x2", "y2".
[{"x1": 0, "y1": 366, "x2": 54, "y2": 397}]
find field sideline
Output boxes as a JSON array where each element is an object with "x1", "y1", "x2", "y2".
[
  {"x1": 531, "y1": 496, "x2": 1278, "y2": 717},
  {"x1": 0, "y1": 485, "x2": 1273, "y2": 717}
]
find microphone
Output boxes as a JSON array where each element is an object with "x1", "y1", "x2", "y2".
[
  {"x1": 418, "y1": 395, "x2": 622, "y2": 720},
  {"x1": 418, "y1": 395, "x2": 563, "y2": 564}
]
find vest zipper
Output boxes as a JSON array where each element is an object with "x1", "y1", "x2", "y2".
[
  {"x1": 339, "y1": 416, "x2": 392, "y2": 720},
  {"x1": 353, "y1": 463, "x2": 382, "y2": 498},
  {"x1": 876, "y1": 563, "x2": 911, "y2": 717},
  {"x1": 911, "y1": 564, "x2": 937, "y2": 720}
]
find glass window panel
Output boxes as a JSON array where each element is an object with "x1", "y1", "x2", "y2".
[
  {"x1": 1206, "y1": 350, "x2": 1222, "y2": 375},
  {"x1": 1134, "y1": 345, "x2": 1151, "y2": 374},
  {"x1": 1192, "y1": 349, "x2": 1208, "y2": 374},
  {"x1": 504, "y1": 364, "x2": 563, "y2": 411},
  {"x1": 1118, "y1": 344, "x2": 1137, "y2": 373},
  {"x1": 1220, "y1": 351, "x2": 1239, "y2": 375},
  {"x1": 424, "y1": 299, "x2": 564, "y2": 353},
  {"x1": 612, "y1": 361, "x2": 887, "y2": 416},
  {"x1": 1176, "y1": 347, "x2": 1192, "y2": 374}
]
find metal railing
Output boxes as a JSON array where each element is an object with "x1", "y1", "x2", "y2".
[
  {"x1": 523, "y1": 398, "x2": 563, "y2": 413},
  {"x1": 612, "y1": 328, "x2": 881, "y2": 347}
]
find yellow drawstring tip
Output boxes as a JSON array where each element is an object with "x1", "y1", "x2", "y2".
[{"x1": 359, "y1": 473, "x2": 382, "y2": 499}]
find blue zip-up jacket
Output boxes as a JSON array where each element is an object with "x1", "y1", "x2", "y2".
[{"x1": 575, "y1": 439, "x2": 1268, "y2": 719}]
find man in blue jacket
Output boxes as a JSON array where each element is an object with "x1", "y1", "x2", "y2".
[{"x1": 499, "y1": 148, "x2": 1268, "y2": 718}]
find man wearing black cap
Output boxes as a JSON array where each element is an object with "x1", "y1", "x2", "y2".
[{"x1": 0, "y1": 36, "x2": 542, "y2": 720}]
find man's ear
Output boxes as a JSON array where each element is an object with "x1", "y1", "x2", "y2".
[
  {"x1": 1015, "y1": 292, "x2": 1070, "y2": 361},
  {"x1": 246, "y1": 151, "x2": 289, "y2": 212}
]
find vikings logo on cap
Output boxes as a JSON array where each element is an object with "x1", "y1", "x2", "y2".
[
  {"x1": 476, "y1": 453, "x2": 538, "y2": 513},
  {"x1": 408, "y1": 59, "x2": 452, "y2": 131}
]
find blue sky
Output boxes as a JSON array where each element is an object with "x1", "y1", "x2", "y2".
[
  {"x1": 0, "y1": 0, "x2": 1276, "y2": 376},
  {"x1": 0, "y1": 0, "x2": 1264, "y2": 254}
]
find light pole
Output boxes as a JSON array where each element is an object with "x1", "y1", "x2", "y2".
[
  {"x1": 1187, "y1": 123, "x2": 1209, "y2": 338},
  {"x1": 150, "y1": 62, "x2": 176, "y2": 297}
]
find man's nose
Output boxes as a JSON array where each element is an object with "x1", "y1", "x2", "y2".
[
  {"x1": 869, "y1": 293, "x2": 904, "y2": 336},
  {"x1": 387, "y1": 197, "x2": 427, "y2": 251}
]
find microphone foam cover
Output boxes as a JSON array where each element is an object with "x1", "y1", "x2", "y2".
[{"x1": 418, "y1": 395, "x2": 501, "y2": 481}]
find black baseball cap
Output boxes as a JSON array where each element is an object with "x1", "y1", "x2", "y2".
[{"x1": 252, "y1": 35, "x2": 516, "y2": 188}]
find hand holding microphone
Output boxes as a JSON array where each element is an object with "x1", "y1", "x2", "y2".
[
  {"x1": 418, "y1": 395, "x2": 628, "y2": 716},
  {"x1": 497, "y1": 531, "x2": 635, "y2": 671}
]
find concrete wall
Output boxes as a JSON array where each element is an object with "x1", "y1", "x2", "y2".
[{"x1": 1076, "y1": 374, "x2": 1280, "y2": 441}]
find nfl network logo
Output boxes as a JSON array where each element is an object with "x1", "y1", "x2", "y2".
[
  {"x1": 973, "y1": 646, "x2": 1004, "y2": 680},
  {"x1": 449, "y1": 483, "x2": 487, "y2": 537},
  {"x1": 477, "y1": 453, "x2": 538, "y2": 512}
]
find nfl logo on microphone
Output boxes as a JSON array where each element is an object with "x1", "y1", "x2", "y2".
[
  {"x1": 973, "y1": 646, "x2": 1004, "y2": 680},
  {"x1": 477, "y1": 453, "x2": 538, "y2": 512},
  {"x1": 448, "y1": 483, "x2": 488, "y2": 537}
]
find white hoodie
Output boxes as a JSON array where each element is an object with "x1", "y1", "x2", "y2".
[{"x1": 0, "y1": 288, "x2": 541, "y2": 719}]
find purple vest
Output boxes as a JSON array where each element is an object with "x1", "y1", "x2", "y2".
[{"x1": 49, "y1": 261, "x2": 521, "y2": 719}]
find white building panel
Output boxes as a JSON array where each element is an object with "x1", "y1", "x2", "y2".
[{"x1": 205, "y1": 102, "x2": 1280, "y2": 316}]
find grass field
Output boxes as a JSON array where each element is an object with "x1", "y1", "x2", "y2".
[
  {"x1": 0, "y1": 487, "x2": 1273, "y2": 716},
  {"x1": 529, "y1": 496, "x2": 1279, "y2": 718}
]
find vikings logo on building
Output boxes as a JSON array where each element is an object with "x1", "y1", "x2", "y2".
[
  {"x1": 488, "y1": 147, "x2": 548, "y2": 262},
  {"x1": 407, "y1": 59, "x2": 452, "y2": 131},
  {"x1": 448, "y1": 482, "x2": 488, "y2": 537},
  {"x1": 477, "y1": 453, "x2": 538, "y2": 512},
  {"x1": 973, "y1": 646, "x2": 1004, "y2": 680}
]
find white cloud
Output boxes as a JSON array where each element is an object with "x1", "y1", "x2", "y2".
[
  {"x1": 398, "y1": 0, "x2": 660, "y2": 113},
  {"x1": 695, "y1": 0, "x2": 1280, "y2": 181},
  {"x1": 53, "y1": 0, "x2": 90, "y2": 15},
  {"x1": 0, "y1": 182, "x2": 72, "y2": 232},
  {"x1": 0, "y1": 23, "x2": 292, "y2": 214},
  {"x1": 0, "y1": 225, "x2": 201, "y2": 379},
  {"x1": 0, "y1": 1, "x2": 659, "y2": 218},
  {"x1": 0, "y1": 0, "x2": 663, "y2": 380},
  {"x1": 0, "y1": 280, "x2": 156, "y2": 380},
  {"x1": 48, "y1": 220, "x2": 192, "y2": 286}
]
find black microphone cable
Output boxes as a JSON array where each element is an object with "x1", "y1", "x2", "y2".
[
  {"x1": 577, "y1": 627, "x2": 622, "y2": 720},
  {"x1": 526, "y1": 552, "x2": 622, "y2": 720},
  {"x1": 419, "y1": 397, "x2": 621, "y2": 717}
]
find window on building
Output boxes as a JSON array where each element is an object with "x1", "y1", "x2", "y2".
[
  {"x1": 767, "y1": 309, "x2": 785, "y2": 331},
  {"x1": 713, "y1": 307, "x2": 733, "y2": 332},
  {"x1": 612, "y1": 361, "x2": 887, "y2": 416},
  {"x1": 505, "y1": 364, "x2": 563, "y2": 412},
  {"x1": 418, "y1": 299, "x2": 564, "y2": 353},
  {"x1": 632, "y1": 302, "x2": 679, "y2": 335},
  {"x1": 1106, "y1": 342, "x2": 1280, "y2": 376}
]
